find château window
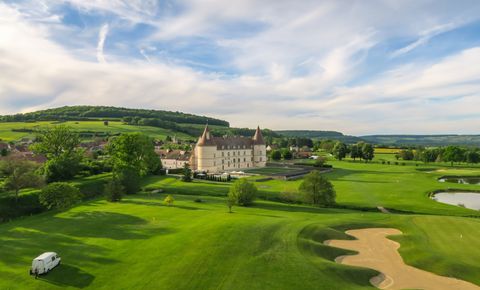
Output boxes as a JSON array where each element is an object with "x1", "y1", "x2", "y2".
[
  {"x1": 222, "y1": 152, "x2": 224, "y2": 157},
  {"x1": 228, "y1": 152, "x2": 230, "y2": 156}
]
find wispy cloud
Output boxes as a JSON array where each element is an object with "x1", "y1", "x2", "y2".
[
  {"x1": 390, "y1": 22, "x2": 462, "y2": 58},
  {"x1": 96, "y1": 23, "x2": 109, "y2": 63}
]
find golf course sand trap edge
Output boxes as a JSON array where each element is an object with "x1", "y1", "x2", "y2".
[{"x1": 324, "y1": 228, "x2": 480, "y2": 290}]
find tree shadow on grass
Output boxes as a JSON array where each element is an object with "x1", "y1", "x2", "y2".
[
  {"x1": 24, "y1": 211, "x2": 170, "y2": 240},
  {"x1": 254, "y1": 202, "x2": 352, "y2": 215},
  {"x1": 38, "y1": 264, "x2": 94, "y2": 289},
  {"x1": 121, "y1": 199, "x2": 203, "y2": 211}
]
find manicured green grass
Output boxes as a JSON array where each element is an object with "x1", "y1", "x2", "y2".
[
  {"x1": 0, "y1": 194, "x2": 479, "y2": 290},
  {"x1": 1, "y1": 160, "x2": 480, "y2": 289},
  {"x1": 143, "y1": 160, "x2": 480, "y2": 216},
  {"x1": 0, "y1": 121, "x2": 192, "y2": 141}
]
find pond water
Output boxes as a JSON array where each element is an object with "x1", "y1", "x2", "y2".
[
  {"x1": 432, "y1": 192, "x2": 480, "y2": 210},
  {"x1": 438, "y1": 177, "x2": 480, "y2": 185}
]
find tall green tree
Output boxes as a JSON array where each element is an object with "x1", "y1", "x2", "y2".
[
  {"x1": 108, "y1": 133, "x2": 161, "y2": 194},
  {"x1": 270, "y1": 150, "x2": 282, "y2": 161},
  {"x1": 349, "y1": 144, "x2": 360, "y2": 161},
  {"x1": 443, "y1": 146, "x2": 465, "y2": 166},
  {"x1": 361, "y1": 143, "x2": 375, "y2": 162},
  {"x1": 282, "y1": 149, "x2": 293, "y2": 160},
  {"x1": 0, "y1": 158, "x2": 43, "y2": 202},
  {"x1": 182, "y1": 163, "x2": 192, "y2": 182},
  {"x1": 465, "y1": 151, "x2": 480, "y2": 164},
  {"x1": 299, "y1": 170, "x2": 336, "y2": 206},
  {"x1": 31, "y1": 125, "x2": 82, "y2": 182},
  {"x1": 332, "y1": 142, "x2": 348, "y2": 160}
]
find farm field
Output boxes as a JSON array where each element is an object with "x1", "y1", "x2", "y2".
[{"x1": 0, "y1": 121, "x2": 192, "y2": 141}]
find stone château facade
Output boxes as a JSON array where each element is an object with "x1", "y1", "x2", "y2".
[{"x1": 190, "y1": 125, "x2": 267, "y2": 172}]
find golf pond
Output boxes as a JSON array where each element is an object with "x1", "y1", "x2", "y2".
[{"x1": 433, "y1": 177, "x2": 480, "y2": 210}]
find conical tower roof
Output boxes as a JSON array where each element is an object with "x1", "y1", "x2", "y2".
[
  {"x1": 252, "y1": 126, "x2": 265, "y2": 145},
  {"x1": 197, "y1": 124, "x2": 216, "y2": 146}
]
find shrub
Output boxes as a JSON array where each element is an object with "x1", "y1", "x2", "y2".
[
  {"x1": 194, "y1": 198, "x2": 203, "y2": 203},
  {"x1": 39, "y1": 182, "x2": 82, "y2": 210},
  {"x1": 228, "y1": 178, "x2": 257, "y2": 206},
  {"x1": 105, "y1": 178, "x2": 124, "y2": 202},
  {"x1": 164, "y1": 194, "x2": 174, "y2": 206},
  {"x1": 313, "y1": 157, "x2": 327, "y2": 167},
  {"x1": 299, "y1": 170, "x2": 336, "y2": 206}
]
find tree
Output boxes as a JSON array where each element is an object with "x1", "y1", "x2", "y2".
[
  {"x1": 349, "y1": 145, "x2": 360, "y2": 161},
  {"x1": 313, "y1": 157, "x2": 326, "y2": 167},
  {"x1": 0, "y1": 148, "x2": 8, "y2": 157},
  {"x1": 228, "y1": 178, "x2": 257, "y2": 206},
  {"x1": 282, "y1": 149, "x2": 293, "y2": 160},
  {"x1": 421, "y1": 148, "x2": 439, "y2": 164},
  {"x1": 116, "y1": 165, "x2": 141, "y2": 194},
  {"x1": 39, "y1": 182, "x2": 82, "y2": 210},
  {"x1": 108, "y1": 133, "x2": 161, "y2": 193},
  {"x1": 0, "y1": 158, "x2": 43, "y2": 202},
  {"x1": 31, "y1": 125, "x2": 82, "y2": 182},
  {"x1": 226, "y1": 193, "x2": 236, "y2": 213},
  {"x1": 105, "y1": 178, "x2": 124, "y2": 202},
  {"x1": 362, "y1": 143, "x2": 374, "y2": 162},
  {"x1": 182, "y1": 163, "x2": 192, "y2": 182},
  {"x1": 299, "y1": 170, "x2": 336, "y2": 206},
  {"x1": 443, "y1": 146, "x2": 465, "y2": 166},
  {"x1": 465, "y1": 150, "x2": 480, "y2": 164},
  {"x1": 270, "y1": 150, "x2": 282, "y2": 161},
  {"x1": 164, "y1": 194, "x2": 174, "y2": 206},
  {"x1": 332, "y1": 142, "x2": 347, "y2": 160},
  {"x1": 398, "y1": 149, "x2": 414, "y2": 160}
]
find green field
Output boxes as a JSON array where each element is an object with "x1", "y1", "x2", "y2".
[
  {"x1": 0, "y1": 121, "x2": 192, "y2": 141},
  {"x1": 1, "y1": 160, "x2": 480, "y2": 289}
]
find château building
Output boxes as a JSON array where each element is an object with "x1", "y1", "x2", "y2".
[{"x1": 190, "y1": 125, "x2": 267, "y2": 172}]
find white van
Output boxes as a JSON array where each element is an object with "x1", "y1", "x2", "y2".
[{"x1": 30, "y1": 252, "x2": 61, "y2": 276}]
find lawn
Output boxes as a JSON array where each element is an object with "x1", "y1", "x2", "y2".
[
  {"x1": 0, "y1": 194, "x2": 479, "y2": 290},
  {"x1": 142, "y1": 160, "x2": 480, "y2": 216},
  {"x1": 0, "y1": 121, "x2": 192, "y2": 141},
  {"x1": 1, "y1": 160, "x2": 480, "y2": 289}
]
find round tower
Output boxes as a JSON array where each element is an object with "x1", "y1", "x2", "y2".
[
  {"x1": 195, "y1": 124, "x2": 217, "y2": 172},
  {"x1": 252, "y1": 126, "x2": 266, "y2": 167}
]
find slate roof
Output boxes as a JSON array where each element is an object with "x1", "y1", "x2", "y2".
[{"x1": 196, "y1": 125, "x2": 265, "y2": 149}]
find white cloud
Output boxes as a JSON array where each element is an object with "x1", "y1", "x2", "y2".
[
  {"x1": 96, "y1": 24, "x2": 109, "y2": 63},
  {"x1": 2, "y1": 1, "x2": 480, "y2": 135},
  {"x1": 390, "y1": 22, "x2": 462, "y2": 58}
]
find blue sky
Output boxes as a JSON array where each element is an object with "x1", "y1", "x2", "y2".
[{"x1": 1, "y1": 0, "x2": 480, "y2": 134}]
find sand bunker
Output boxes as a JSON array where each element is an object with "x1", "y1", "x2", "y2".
[{"x1": 324, "y1": 228, "x2": 480, "y2": 290}]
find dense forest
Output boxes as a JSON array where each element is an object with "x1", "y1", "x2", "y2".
[{"x1": 0, "y1": 106, "x2": 229, "y2": 127}]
